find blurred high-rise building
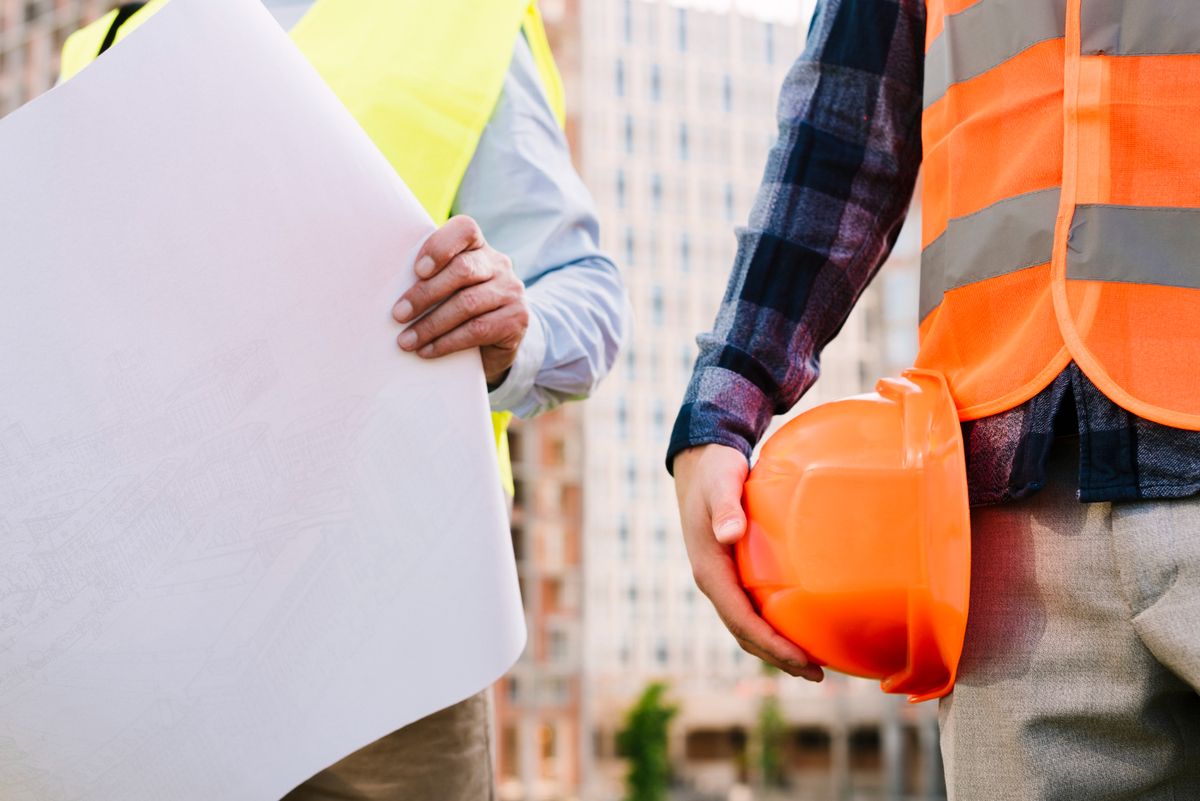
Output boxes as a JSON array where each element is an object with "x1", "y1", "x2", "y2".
[
  {"x1": 568, "y1": 1, "x2": 939, "y2": 799},
  {"x1": 0, "y1": 0, "x2": 117, "y2": 117},
  {"x1": 1, "y1": 2, "x2": 941, "y2": 798}
]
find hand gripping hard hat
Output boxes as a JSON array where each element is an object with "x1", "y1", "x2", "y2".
[{"x1": 736, "y1": 369, "x2": 970, "y2": 703}]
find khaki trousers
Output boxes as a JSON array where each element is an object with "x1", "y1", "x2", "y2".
[
  {"x1": 282, "y1": 691, "x2": 496, "y2": 801},
  {"x1": 941, "y1": 439, "x2": 1200, "y2": 799}
]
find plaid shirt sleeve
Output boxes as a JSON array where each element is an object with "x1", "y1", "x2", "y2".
[{"x1": 666, "y1": 0, "x2": 926, "y2": 472}]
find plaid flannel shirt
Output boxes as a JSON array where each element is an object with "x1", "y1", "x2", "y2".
[{"x1": 667, "y1": 0, "x2": 1200, "y2": 505}]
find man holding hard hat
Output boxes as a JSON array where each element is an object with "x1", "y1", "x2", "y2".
[{"x1": 670, "y1": 0, "x2": 1200, "y2": 797}]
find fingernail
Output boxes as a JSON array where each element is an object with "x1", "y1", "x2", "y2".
[
  {"x1": 398, "y1": 330, "x2": 417, "y2": 350},
  {"x1": 716, "y1": 520, "x2": 741, "y2": 539},
  {"x1": 394, "y1": 299, "x2": 413, "y2": 322},
  {"x1": 415, "y1": 256, "x2": 435, "y2": 278},
  {"x1": 786, "y1": 659, "x2": 803, "y2": 668},
  {"x1": 418, "y1": 345, "x2": 434, "y2": 358}
]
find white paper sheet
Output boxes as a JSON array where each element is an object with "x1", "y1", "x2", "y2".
[{"x1": 0, "y1": 0, "x2": 526, "y2": 797}]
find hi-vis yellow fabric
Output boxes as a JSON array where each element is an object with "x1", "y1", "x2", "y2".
[
  {"x1": 289, "y1": 0, "x2": 530, "y2": 225},
  {"x1": 916, "y1": 0, "x2": 1200, "y2": 430},
  {"x1": 60, "y1": 0, "x2": 569, "y2": 495},
  {"x1": 521, "y1": 1, "x2": 566, "y2": 129}
]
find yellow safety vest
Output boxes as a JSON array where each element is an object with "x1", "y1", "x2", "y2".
[{"x1": 62, "y1": 0, "x2": 569, "y2": 497}]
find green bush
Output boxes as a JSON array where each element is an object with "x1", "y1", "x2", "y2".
[{"x1": 616, "y1": 682, "x2": 679, "y2": 801}]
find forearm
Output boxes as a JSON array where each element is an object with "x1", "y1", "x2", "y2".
[{"x1": 668, "y1": 0, "x2": 926, "y2": 470}]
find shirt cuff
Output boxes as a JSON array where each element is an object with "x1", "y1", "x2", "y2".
[{"x1": 488, "y1": 309, "x2": 547, "y2": 414}]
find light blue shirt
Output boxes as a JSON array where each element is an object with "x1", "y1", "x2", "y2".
[{"x1": 263, "y1": 0, "x2": 630, "y2": 419}]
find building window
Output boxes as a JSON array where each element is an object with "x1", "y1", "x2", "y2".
[
  {"x1": 622, "y1": 0, "x2": 633, "y2": 43},
  {"x1": 616, "y1": 169, "x2": 626, "y2": 208},
  {"x1": 618, "y1": 517, "x2": 630, "y2": 559},
  {"x1": 625, "y1": 345, "x2": 636, "y2": 380},
  {"x1": 676, "y1": 7, "x2": 687, "y2": 51},
  {"x1": 549, "y1": 629, "x2": 568, "y2": 662},
  {"x1": 616, "y1": 58, "x2": 625, "y2": 96},
  {"x1": 679, "y1": 232, "x2": 690, "y2": 272},
  {"x1": 722, "y1": 74, "x2": 733, "y2": 112},
  {"x1": 765, "y1": 22, "x2": 775, "y2": 65},
  {"x1": 724, "y1": 182, "x2": 734, "y2": 221},
  {"x1": 650, "y1": 64, "x2": 661, "y2": 102},
  {"x1": 540, "y1": 724, "x2": 558, "y2": 772},
  {"x1": 627, "y1": 579, "x2": 639, "y2": 618},
  {"x1": 652, "y1": 399, "x2": 666, "y2": 441},
  {"x1": 678, "y1": 122, "x2": 689, "y2": 161},
  {"x1": 650, "y1": 173, "x2": 663, "y2": 212},
  {"x1": 617, "y1": 397, "x2": 628, "y2": 439},
  {"x1": 625, "y1": 457, "x2": 637, "y2": 498},
  {"x1": 623, "y1": 114, "x2": 634, "y2": 152},
  {"x1": 501, "y1": 725, "x2": 520, "y2": 779},
  {"x1": 654, "y1": 520, "x2": 667, "y2": 558},
  {"x1": 656, "y1": 637, "x2": 669, "y2": 665},
  {"x1": 680, "y1": 342, "x2": 694, "y2": 376},
  {"x1": 624, "y1": 226, "x2": 635, "y2": 266},
  {"x1": 652, "y1": 286, "x2": 665, "y2": 326}
]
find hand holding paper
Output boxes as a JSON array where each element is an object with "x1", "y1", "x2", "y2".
[{"x1": 393, "y1": 214, "x2": 531, "y2": 385}]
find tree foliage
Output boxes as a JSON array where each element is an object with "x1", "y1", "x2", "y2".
[
  {"x1": 616, "y1": 682, "x2": 679, "y2": 801},
  {"x1": 755, "y1": 692, "x2": 787, "y2": 788}
]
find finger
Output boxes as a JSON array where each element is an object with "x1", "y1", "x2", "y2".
[
  {"x1": 731, "y1": 637, "x2": 819, "y2": 680},
  {"x1": 412, "y1": 304, "x2": 525, "y2": 359},
  {"x1": 413, "y1": 215, "x2": 486, "y2": 280},
  {"x1": 707, "y1": 465, "x2": 748, "y2": 545},
  {"x1": 697, "y1": 556, "x2": 823, "y2": 681},
  {"x1": 395, "y1": 249, "x2": 496, "y2": 323},
  {"x1": 398, "y1": 282, "x2": 509, "y2": 352}
]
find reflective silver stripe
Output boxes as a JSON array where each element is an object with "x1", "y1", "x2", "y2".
[
  {"x1": 1081, "y1": 0, "x2": 1200, "y2": 56},
  {"x1": 924, "y1": 0, "x2": 1067, "y2": 109},
  {"x1": 1067, "y1": 205, "x2": 1200, "y2": 289},
  {"x1": 920, "y1": 188, "x2": 1061, "y2": 320}
]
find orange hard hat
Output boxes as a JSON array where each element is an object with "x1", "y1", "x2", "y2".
[{"x1": 736, "y1": 368, "x2": 970, "y2": 703}]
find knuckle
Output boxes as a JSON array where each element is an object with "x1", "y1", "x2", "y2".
[
  {"x1": 404, "y1": 286, "x2": 426, "y2": 307},
  {"x1": 452, "y1": 256, "x2": 477, "y2": 283},
  {"x1": 456, "y1": 214, "x2": 483, "y2": 240},
  {"x1": 461, "y1": 290, "x2": 484, "y2": 316},
  {"x1": 411, "y1": 320, "x2": 432, "y2": 341},
  {"x1": 468, "y1": 316, "x2": 492, "y2": 339},
  {"x1": 725, "y1": 620, "x2": 750, "y2": 643}
]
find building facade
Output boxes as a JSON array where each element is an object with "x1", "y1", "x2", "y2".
[
  {"x1": 573, "y1": 1, "x2": 939, "y2": 799},
  {"x1": 0, "y1": 0, "x2": 116, "y2": 117}
]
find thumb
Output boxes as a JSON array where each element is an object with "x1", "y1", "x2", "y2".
[{"x1": 710, "y1": 477, "x2": 748, "y2": 546}]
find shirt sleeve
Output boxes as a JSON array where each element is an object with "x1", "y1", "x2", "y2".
[
  {"x1": 453, "y1": 34, "x2": 632, "y2": 420},
  {"x1": 666, "y1": 0, "x2": 926, "y2": 472}
]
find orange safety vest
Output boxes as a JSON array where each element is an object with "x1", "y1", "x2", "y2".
[{"x1": 914, "y1": 0, "x2": 1200, "y2": 430}]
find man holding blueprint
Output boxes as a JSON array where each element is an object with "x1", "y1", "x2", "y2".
[{"x1": 44, "y1": 0, "x2": 629, "y2": 798}]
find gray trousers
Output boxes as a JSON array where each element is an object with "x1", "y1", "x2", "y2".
[
  {"x1": 941, "y1": 439, "x2": 1200, "y2": 799},
  {"x1": 281, "y1": 691, "x2": 496, "y2": 801}
]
